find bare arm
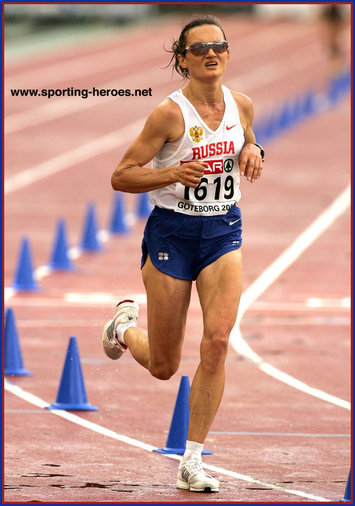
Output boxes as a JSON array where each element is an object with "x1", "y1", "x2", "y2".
[
  {"x1": 111, "y1": 99, "x2": 207, "y2": 193},
  {"x1": 232, "y1": 92, "x2": 263, "y2": 183}
]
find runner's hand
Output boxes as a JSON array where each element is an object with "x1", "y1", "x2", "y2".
[
  {"x1": 174, "y1": 161, "x2": 209, "y2": 188},
  {"x1": 239, "y1": 144, "x2": 263, "y2": 183}
]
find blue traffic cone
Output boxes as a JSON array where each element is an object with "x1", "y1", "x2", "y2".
[
  {"x1": 278, "y1": 101, "x2": 293, "y2": 131},
  {"x1": 136, "y1": 193, "x2": 153, "y2": 219},
  {"x1": 340, "y1": 469, "x2": 351, "y2": 502},
  {"x1": 290, "y1": 95, "x2": 303, "y2": 125},
  {"x1": 80, "y1": 203, "x2": 102, "y2": 252},
  {"x1": 327, "y1": 70, "x2": 350, "y2": 106},
  {"x1": 109, "y1": 193, "x2": 129, "y2": 234},
  {"x1": 341, "y1": 67, "x2": 351, "y2": 93},
  {"x1": 328, "y1": 76, "x2": 343, "y2": 105},
  {"x1": 263, "y1": 114, "x2": 279, "y2": 141},
  {"x1": 49, "y1": 218, "x2": 75, "y2": 271},
  {"x1": 47, "y1": 336, "x2": 98, "y2": 411},
  {"x1": 4, "y1": 308, "x2": 32, "y2": 376},
  {"x1": 252, "y1": 123, "x2": 265, "y2": 147},
  {"x1": 302, "y1": 89, "x2": 317, "y2": 117},
  {"x1": 154, "y1": 375, "x2": 212, "y2": 455},
  {"x1": 12, "y1": 237, "x2": 40, "y2": 291}
]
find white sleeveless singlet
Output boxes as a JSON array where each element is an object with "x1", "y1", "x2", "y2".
[{"x1": 149, "y1": 85, "x2": 245, "y2": 216}]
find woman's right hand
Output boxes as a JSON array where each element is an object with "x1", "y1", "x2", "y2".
[{"x1": 174, "y1": 161, "x2": 209, "y2": 188}]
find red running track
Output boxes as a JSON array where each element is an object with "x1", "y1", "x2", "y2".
[{"x1": 4, "y1": 14, "x2": 351, "y2": 503}]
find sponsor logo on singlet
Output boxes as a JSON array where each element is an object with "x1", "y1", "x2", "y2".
[
  {"x1": 180, "y1": 159, "x2": 223, "y2": 174},
  {"x1": 224, "y1": 159, "x2": 234, "y2": 172},
  {"x1": 180, "y1": 157, "x2": 235, "y2": 175}
]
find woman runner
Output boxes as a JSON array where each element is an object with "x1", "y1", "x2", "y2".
[{"x1": 102, "y1": 16, "x2": 264, "y2": 492}]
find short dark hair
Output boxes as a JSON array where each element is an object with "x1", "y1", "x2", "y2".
[{"x1": 166, "y1": 16, "x2": 227, "y2": 79}]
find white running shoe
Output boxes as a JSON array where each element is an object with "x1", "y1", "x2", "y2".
[
  {"x1": 102, "y1": 300, "x2": 139, "y2": 360},
  {"x1": 177, "y1": 460, "x2": 219, "y2": 492}
]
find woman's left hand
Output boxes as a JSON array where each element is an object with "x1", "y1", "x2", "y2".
[{"x1": 238, "y1": 143, "x2": 263, "y2": 183}]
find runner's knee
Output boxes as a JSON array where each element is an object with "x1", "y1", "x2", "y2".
[
  {"x1": 200, "y1": 330, "x2": 229, "y2": 371},
  {"x1": 150, "y1": 360, "x2": 179, "y2": 380}
]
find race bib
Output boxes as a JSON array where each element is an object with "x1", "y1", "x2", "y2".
[{"x1": 175, "y1": 159, "x2": 240, "y2": 215}]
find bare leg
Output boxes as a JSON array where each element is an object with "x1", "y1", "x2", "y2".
[
  {"x1": 188, "y1": 249, "x2": 242, "y2": 442},
  {"x1": 123, "y1": 327, "x2": 150, "y2": 369},
  {"x1": 124, "y1": 255, "x2": 192, "y2": 379}
]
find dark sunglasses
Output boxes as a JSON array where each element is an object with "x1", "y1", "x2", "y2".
[{"x1": 182, "y1": 40, "x2": 229, "y2": 57}]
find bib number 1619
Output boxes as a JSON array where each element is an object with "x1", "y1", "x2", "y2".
[{"x1": 184, "y1": 175, "x2": 234, "y2": 201}]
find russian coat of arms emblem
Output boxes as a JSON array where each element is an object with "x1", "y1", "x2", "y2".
[{"x1": 189, "y1": 126, "x2": 204, "y2": 143}]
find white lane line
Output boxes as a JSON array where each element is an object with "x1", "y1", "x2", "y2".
[
  {"x1": 4, "y1": 227, "x2": 112, "y2": 303},
  {"x1": 231, "y1": 184, "x2": 351, "y2": 411},
  {"x1": 4, "y1": 187, "x2": 351, "y2": 410},
  {"x1": 5, "y1": 24, "x2": 323, "y2": 135},
  {"x1": 250, "y1": 299, "x2": 350, "y2": 311},
  {"x1": 229, "y1": 44, "x2": 325, "y2": 93},
  {"x1": 5, "y1": 44, "x2": 323, "y2": 136},
  {"x1": 4, "y1": 21, "x2": 302, "y2": 98},
  {"x1": 5, "y1": 65, "x2": 164, "y2": 135},
  {"x1": 12, "y1": 317, "x2": 344, "y2": 328},
  {"x1": 4, "y1": 58, "x2": 327, "y2": 194},
  {"x1": 3, "y1": 225, "x2": 133, "y2": 304},
  {"x1": 3, "y1": 293, "x2": 146, "y2": 308},
  {"x1": 4, "y1": 119, "x2": 144, "y2": 194},
  {"x1": 15, "y1": 319, "x2": 110, "y2": 327},
  {"x1": 4, "y1": 380, "x2": 329, "y2": 502},
  {"x1": 4, "y1": 287, "x2": 16, "y2": 303},
  {"x1": 244, "y1": 316, "x2": 350, "y2": 327},
  {"x1": 3, "y1": 230, "x2": 137, "y2": 305},
  {"x1": 5, "y1": 33, "x2": 164, "y2": 95},
  {"x1": 236, "y1": 185, "x2": 351, "y2": 319},
  {"x1": 6, "y1": 293, "x2": 350, "y2": 313},
  {"x1": 208, "y1": 431, "x2": 350, "y2": 437},
  {"x1": 307, "y1": 297, "x2": 350, "y2": 308},
  {"x1": 65, "y1": 292, "x2": 147, "y2": 305},
  {"x1": 4, "y1": 35, "x2": 331, "y2": 192},
  {"x1": 4, "y1": 185, "x2": 351, "y2": 411}
]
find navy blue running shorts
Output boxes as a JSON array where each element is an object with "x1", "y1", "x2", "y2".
[{"x1": 141, "y1": 205, "x2": 242, "y2": 281}]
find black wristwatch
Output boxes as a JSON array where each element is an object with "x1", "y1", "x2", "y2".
[{"x1": 253, "y1": 143, "x2": 265, "y2": 161}]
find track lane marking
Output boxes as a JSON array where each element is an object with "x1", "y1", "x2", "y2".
[
  {"x1": 5, "y1": 32, "x2": 165, "y2": 95},
  {"x1": 5, "y1": 44, "x2": 325, "y2": 136},
  {"x1": 230, "y1": 184, "x2": 351, "y2": 411},
  {"x1": 5, "y1": 293, "x2": 350, "y2": 312},
  {"x1": 4, "y1": 380, "x2": 329, "y2": 502},
  {"x1": 208, "y1": 431, "x2": 350, "y2": 437},
  {"x1": 5, "y1": 66, "x2": 163, "y2": 135},
  {"x1": 307, "y1": 297, "x2": 350, "y2": 308},
  {"x1": 4, "y1": 21, "x2": 309, "y2": 98},
  {"x1": 4, "y1": 119, "x2": 144, "y2": 194},
  {"x1": 4, "y1": 64, "x2": 335, "y2": 195},
  {"x1": 4, "y1": 188, "x2": 351, "y2": 409}
]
